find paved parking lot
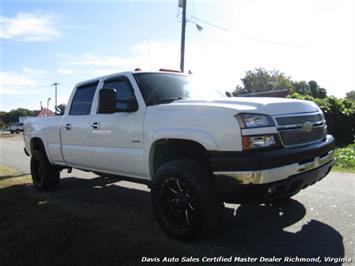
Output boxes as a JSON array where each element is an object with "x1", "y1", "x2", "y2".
[{"x1": 0, "y1": 135, "x2": 354, "y2": 265}]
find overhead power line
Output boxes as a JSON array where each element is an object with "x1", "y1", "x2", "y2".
[
  {"x1": 188, "y1": 14, "x2": 309, "y2": 48},
  {"x1": 107, "y1": 15, "x2": 177, "y2": 55},
  {"x1": 77, "y1": 1, "x2": 145, "y2": 48},
  {"x1": 188, "y1": 14, "x2": 230, "y2": 32}
]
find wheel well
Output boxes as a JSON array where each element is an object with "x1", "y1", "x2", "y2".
[
  {"x1": 150, "y1": 139, "x2": 209, "y2": 176},
  {"x1": 30, "y1": 138, "x2": 46, "y2": 154}
]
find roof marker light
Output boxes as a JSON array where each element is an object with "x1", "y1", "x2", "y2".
[{"x1": 159, "y1": 68, "x2": 181, "y2": 73}]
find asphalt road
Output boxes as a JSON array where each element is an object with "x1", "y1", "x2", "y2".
[{"x1": 1, "y1": 134, "x2": 354, "y2": 265}]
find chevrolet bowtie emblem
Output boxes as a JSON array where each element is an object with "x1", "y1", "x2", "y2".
[{"x1": 302, "y1": 121, "x2": 313, "y2": 132}]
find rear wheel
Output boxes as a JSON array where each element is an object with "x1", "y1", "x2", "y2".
[
  {"x1": 30, "y1": 151, "x2": 60, "y2": 191},
  {"x1": 151, "y1": 159, "x2": 223, "y2": 241}
]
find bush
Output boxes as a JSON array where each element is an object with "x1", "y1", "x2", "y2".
[
  {"x1": 335, "y1": 144, "x2": 355, "y2": 169},
  {"x1": 289, "y1": 93, "x2": 355, "y2": 146}
]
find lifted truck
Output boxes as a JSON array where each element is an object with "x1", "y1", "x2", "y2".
[{"x1": 24, "y1": 70, "x2": 335, "y2": 240}]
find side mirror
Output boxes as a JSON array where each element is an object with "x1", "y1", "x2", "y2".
[
  {"x1": 99, "y1": 88, "x2": 117, "y2": 114},
  {"x1": 99, "y1": 88, "x2": 139, "y2": 113}
]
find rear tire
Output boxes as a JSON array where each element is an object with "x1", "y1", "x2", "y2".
[
  {"x1": 30, "y1": 151, "x2": 60, "y2": 191},
  {"x1": 151, "y1": 159, "x2": 224, "y2": 241}
]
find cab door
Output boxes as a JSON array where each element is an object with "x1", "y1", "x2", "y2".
[
  {"x1": 61, "y1": 81, "x2": 98, "y2": 168},
  {"x1": 90, "y1": 76, "x2": 145, "y2": 177}
]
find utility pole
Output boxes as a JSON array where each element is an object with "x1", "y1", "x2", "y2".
[
  {"x1": 179, "y1": 0, "x2": 187, "y2": 72},
  {"x1": 51, "y1": 82, "x2": 60, "y2": 115}
]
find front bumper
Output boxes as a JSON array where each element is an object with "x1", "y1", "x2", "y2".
[
  {"x1": 210, "y1": 135, "x2": 335, "y2": 203},
  {"x1": 214, "y1": 161, "x2": 334, "y2": 204}
]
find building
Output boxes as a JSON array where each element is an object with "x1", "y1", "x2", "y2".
[{"x1": 37, "y1": 108, "x2": 55, "y2": 117}]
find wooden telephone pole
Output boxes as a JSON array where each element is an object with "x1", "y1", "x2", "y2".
[{"x1": 179, "y1": 0, "x2": 187, "y2": 72}]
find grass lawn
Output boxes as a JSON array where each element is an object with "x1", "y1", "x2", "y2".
[
  {"x1": 332, "y1": 167, "x2": 355, "y2": 174},
  {"x1": 0, "y1": 133, "x2": 15, "y2": 138}
]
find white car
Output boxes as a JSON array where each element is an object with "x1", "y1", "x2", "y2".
[
  {"x1": 24, "y1": 70, "x2": 335, "y2": 240},
  {"x1": 10, "y1": 122, "x2": 24, "y2": 134}
]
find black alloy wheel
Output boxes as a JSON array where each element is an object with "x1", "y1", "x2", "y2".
[
  {"x1": 30, "y1": 151, "x2": 60, "y2": 191},
  {"x1": 151, "y1": 159, "x2": 223, "y2": 241}
]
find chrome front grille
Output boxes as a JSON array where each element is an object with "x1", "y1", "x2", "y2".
[
  {"x1": 279, "y1": 126, "x2": 326, "y2": 146},
  {"x1": 275, "y1": 113, "x2": 326, "y2": 147},
  {"x1": 276, "y1": 114, "x2": 322, "y2": 126}
]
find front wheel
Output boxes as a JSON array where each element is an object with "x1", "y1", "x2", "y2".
[
  {"x1": 151, "y1": 159, "x2": 224, "y2": 241},
  {"x1": 30, "y1": 151, "x2": 60, "y2": 191}
]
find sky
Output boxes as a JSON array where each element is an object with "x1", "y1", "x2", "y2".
[{"x1": 1, "y1": 0, "x2": 354, "y2": 111}]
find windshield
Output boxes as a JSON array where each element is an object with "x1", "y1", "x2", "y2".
[{"x1": 134, "y1": 73, "x2": 224, "y2": 106}]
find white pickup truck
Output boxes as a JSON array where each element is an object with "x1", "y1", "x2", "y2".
[{"x1": 24, "y1": 70, "x2": 335, "y2": 240}]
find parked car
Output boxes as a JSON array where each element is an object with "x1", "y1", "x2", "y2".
[
  {"x1": 24, "y1": 70, "x2": 335, "y2": 240},
  {"x1": 10, "y1": 122, "x2": 24, "y2": 134}
]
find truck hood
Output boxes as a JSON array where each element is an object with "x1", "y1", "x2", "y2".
[{"x1": 158, "y1": 97, "x2": 319, "y2": 115}]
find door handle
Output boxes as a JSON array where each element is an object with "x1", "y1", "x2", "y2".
[
  {"x1": 91, "y1": 122, "x2": 100, "y2": 130},
  {"x1": 65, "y1": 123, "x2": 72, "y2": 130}
]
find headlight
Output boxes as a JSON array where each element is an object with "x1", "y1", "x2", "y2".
[
  {"x1": 236, "y1": 113, "x2": 275, "y2": 128},
  {"x1": 242, "y1": 135, "x2": 278, "y2": 150}
]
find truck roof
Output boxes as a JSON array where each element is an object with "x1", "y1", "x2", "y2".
[{"x1": 74, "y1": 70, "x2": 186, "y2": 88}]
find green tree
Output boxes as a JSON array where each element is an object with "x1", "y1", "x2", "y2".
[
  {"x1": 308, "y1": 80, "x2": 327, "y2": 98},
  {"x1": 292, "y1": 80, "x2": 327, "y2": 98},
  {"x1": 0, "y1": 118, "x2": 5, "y2": 129},
  {"x1": 234, "y1": 68, "x2": 327, "y2": 98},
  {"x1": 292, "y1": 80, "x2": 309, "y2": 95},
  {"x1": 0, "y1": 108, "x2": 39, "y2": 126},
  {"x1": 290, "y1": 93, "x2": 355, "y2": 146},
  {"x1": 346, "y1": 90, "x2": 355, "y2": 101},
  {"x1": 233, "y1": 68, "x2": 293, "y2": 96}
]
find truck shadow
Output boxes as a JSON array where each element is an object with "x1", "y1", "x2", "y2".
[
  {"x1": 216, "y1": 201, "x2": 344, "y2": 262},
  {"x1": 29, "y1": 175, "x2": 346, "y2": 264}
]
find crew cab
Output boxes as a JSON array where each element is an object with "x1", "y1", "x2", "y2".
[{"x1": 24, "y1": 70, "x2": 335, "y2": 240}]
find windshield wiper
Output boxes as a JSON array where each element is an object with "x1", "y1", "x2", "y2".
[{"x1": 154, "y1": 97, "x2": 186, "y2": 105}]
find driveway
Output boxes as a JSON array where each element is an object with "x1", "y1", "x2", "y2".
[{"x1": 0, "y1": 135, "x2": 354, "y2": 264}]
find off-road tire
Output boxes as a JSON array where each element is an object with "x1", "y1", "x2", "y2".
[
  {"x1": 30, "y1": 150, "x2": 60, "y2": 191},
  {"x1": 151, "y1": 159, "x2": 224, "y2": 241}
]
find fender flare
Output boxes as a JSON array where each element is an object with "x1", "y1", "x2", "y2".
[
  {"x1": 145, "y1": 128, "x2": 219, "y2": 177},
  {"x1": 29, "y1": 132, "x2": 53, "y2": 164}
]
